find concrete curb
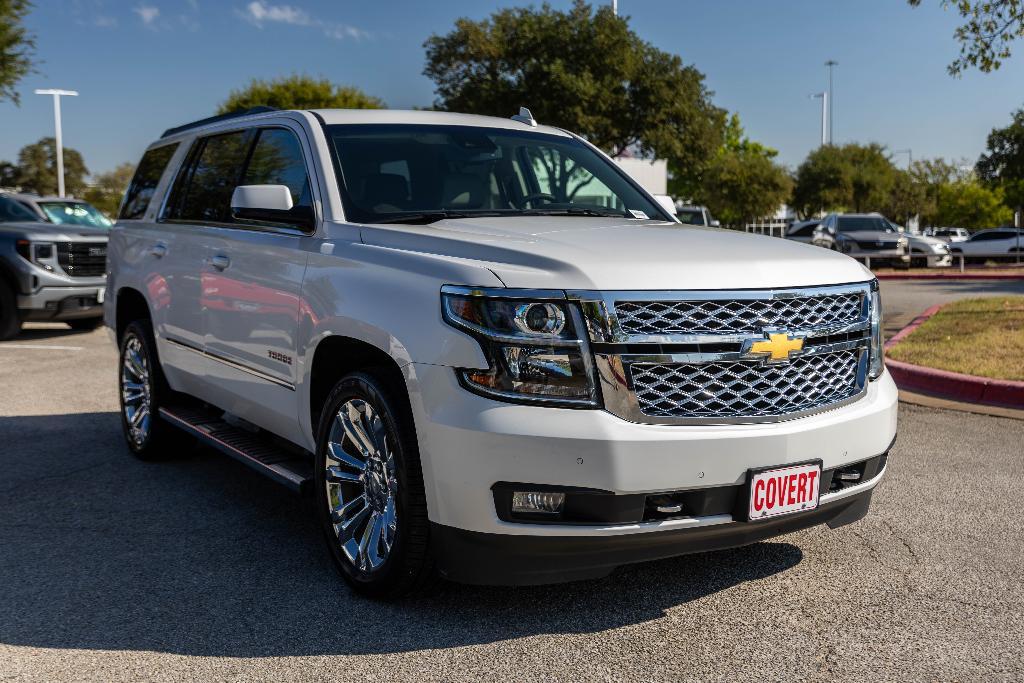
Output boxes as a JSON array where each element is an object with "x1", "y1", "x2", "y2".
[{"x1": 884, "y1": 303, "x2": 1024, "y2": 409}]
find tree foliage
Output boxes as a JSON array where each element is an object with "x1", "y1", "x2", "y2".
[
  {"x1": 977, "y1": 107, "x2": 1024, "y2": 210},
  {"x1": 908, "y1": 0, "x2": 1024, "y2": 74},
  {"x1": 82, "y1": 162, "x2": 135, "y2": 216},
  {"x1": 217, "y1": 74, "x2": 385, "y2": 114},
  {"x1": 935, "y1": 179, "x2": 1014, "y2": 227},
  {"x1": 0, "y1": 0, "x2": 35, "y2": 104},
  {"x1": 695, "y1": 147, "x2": 793, "y2": 226},
  {"x1": 794, "y1": 144, "x2": 911, "y2": 216},
  {"x1": 423, "y1": 1, "x2": 725, "y2": 196},
  {"x1": 14, "y1": 137, "x2": 89, "y2": 197}
]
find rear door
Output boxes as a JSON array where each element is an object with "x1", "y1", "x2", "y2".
[{"x1": 199, "y1": 124, "x2": 318, "y2": 444}]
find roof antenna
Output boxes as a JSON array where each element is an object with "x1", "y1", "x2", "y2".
[{"x1": 511, "y1": 107, "x2": 537, "y2": 127}]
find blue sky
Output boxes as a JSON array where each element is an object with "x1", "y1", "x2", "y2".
[{"x1": 2, "y1": 0, "x2": 1023, "y2": 176}]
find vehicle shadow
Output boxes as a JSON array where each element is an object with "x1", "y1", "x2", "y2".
[
  {"x1": 0, "y1": 411, "x2": 803, "y2": 657},
  {"x1": 12, "y1": 323, "x2": 100, "y2": 342}
]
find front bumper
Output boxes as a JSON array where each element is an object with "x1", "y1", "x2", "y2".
[
  {"x1": 407, "y1": 363, "x2": 898, "y2": 535},
  {"x1": 18, "y1": 285, "x2": 105, "y2": 321},
  {"x1": 432, "y1": 476, "x2": 880, "y2": 585}
]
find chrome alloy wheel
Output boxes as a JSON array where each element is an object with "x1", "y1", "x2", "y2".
[
  {"x1": 121, "y1": 333, "x2": 152, "y2": 446},
  {"x1": 325, "y1": 399, "x2": 398, "y2": 573}
]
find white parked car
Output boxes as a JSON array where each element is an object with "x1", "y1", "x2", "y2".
[
  {"x1": 949, "y1": 228, "x2": 1024, "y2": 261},
  {"x1": 105, "y1": 108, "x2": 897, "y2": 596},
  {"x1": 887, "y1": 221, "x2": 952, "y2": 267},
  {"x1": 674, "y1": 204, "x2": 720, "y2": 227},
  {"x1": 926, "y1": 227, "x2": 969, "y2": 243}
]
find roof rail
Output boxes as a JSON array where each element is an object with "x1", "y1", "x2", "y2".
[{"x1": 161, "y1": 106, "x2": 278, "y2": 139}]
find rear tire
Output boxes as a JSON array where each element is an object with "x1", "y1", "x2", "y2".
[
  {"x1": 314, "y1": 370, "x2": 435, "y2": 598},
  {"x1": 0, "y1": 281, "x2": 22, "y2": 341},
  {"x1": 118, "y1": 319, "x2": 180, "y2": 460},
  {"x1": 68, "y1": 317, "x2": 104, "y2": 331}
]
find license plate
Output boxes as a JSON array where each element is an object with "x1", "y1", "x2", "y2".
[
  {"x1": 96, "y1": 288, "x2": 105, "y2": 304},
  {"x1": 748, "y1": 462, "x2": 821, "y2": 521}
]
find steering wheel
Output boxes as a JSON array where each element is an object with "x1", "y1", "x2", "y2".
[{"x1": 520, "y1": 192, "x2": 558, "y2": 209}]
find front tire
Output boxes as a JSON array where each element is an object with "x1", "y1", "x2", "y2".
[
  {"x1": 314, "y1": 371, "x2": 435, "y2": 598},
  {"x1": 0, "y1": 281, "x2": 22, "y2": 341},
  {"x1": 119, "y1": 319, "x2": 179, "y2": 460}
]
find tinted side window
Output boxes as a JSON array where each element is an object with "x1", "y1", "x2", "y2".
[
  {"x1": 119, "y1": 143, "x2": 179, "y2": 220},
  {"x1": 242, "y1": 128, "x2": 312, "y2": 209},
  {"x1": 172, "y1": 131, "x2": 251, "y2": 223}
]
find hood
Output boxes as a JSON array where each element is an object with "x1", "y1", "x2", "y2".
[
  {"x1": 904, "y1": 233, "x2": 946, "y2": 247},
  {"x1": 0, "y1": 221, "x2": 108, "y2": 241},
  {"x1": 358, "y1": 216, "x2": 873, "y2": 290}
]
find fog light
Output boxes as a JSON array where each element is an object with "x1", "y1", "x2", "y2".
[{"x1": 511, "y1": 491, "x2": 565, "y2": 515}]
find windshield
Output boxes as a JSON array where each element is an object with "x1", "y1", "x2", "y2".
[
  {"x1": 0, "y1": 196, "x2": 41, "y2": 222},
  {"x1": 39, "y1": 201, "x2": 113, "y2": 228},
  {"x1": 836, "y1": 216, "x2": 895, "y2": 233},
  {"x1": 325, "y1": 124, "x2": 665, "y2": 224}
]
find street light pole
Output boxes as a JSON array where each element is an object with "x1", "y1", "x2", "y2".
[
  {"x1": 611, "y1": 0, "x2": 617, "y2": 15},
  {"x1": 893, "y1": 148, "x2": 913, "y2": 167},
  {"x1": 825, "y1": 60, "x2": 838, "y2": 144},
  {"x1": 810, "y1": 92, "x2": 827, "y2": 146},
  {"x1": 34, "y1": 89, "x2": 79, "y2": 198}
]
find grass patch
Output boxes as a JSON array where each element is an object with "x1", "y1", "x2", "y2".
[{"x1": 887, "y1": 296, "x2": 1024, "y2": 381}]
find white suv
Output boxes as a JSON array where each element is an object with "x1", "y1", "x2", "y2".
[{"x1": 105, "y1": 108, "x2": 897, "y2": 597}]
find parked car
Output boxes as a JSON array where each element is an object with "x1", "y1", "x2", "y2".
[
  {"x1": 926, "y1": 227, "x2": 969, "y2": 243},
  {"x1": 106, "y1": 107, "x2": 897, "y2": 597},
  {"x1": 0, "y1": 195, "x2": 107, "y2": 339},
  {"x1": 4, "y1": 192, "x2": 113, "y2": 229},
  {"x1": 675, "y1": 204, "x2": 720, "y2": 227},
  {"x1": 886, "y1": 221, "x2": 952, "y2": 268},
  {"x1": 812, "y1": 213, "x2": 910, "y2": 267},
  {"x1": 949, "y1": 228, "x2": 1024, "y2": 262},
  {"x1": 785, "y1": 219, "x2": 820, "y2": 244}
]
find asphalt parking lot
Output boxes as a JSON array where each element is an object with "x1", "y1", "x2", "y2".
[{"x1": 1, "y1": 281, "x2": 1022, "y2": 682}]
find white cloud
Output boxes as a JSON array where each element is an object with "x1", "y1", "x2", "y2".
[
  {"x1": 93, "y1": 15, "x2": 118, "y2": 28},
  {"x1": 134, "y1": 4, "x2": 160, "y2": 26},
  {"x1": 241, "y1": 1, "x2": 368, "y2": 40}
]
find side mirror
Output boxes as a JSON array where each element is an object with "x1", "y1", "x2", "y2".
[
  {"x1": 709, "y1": 219, "x2": 721, "y2": 227},
  {"x1": 230, "y1": 184, "x2": 312, "y2": 229},
  {"x1": 653, "y1": 194, "x2": 677, "y2": 217}
]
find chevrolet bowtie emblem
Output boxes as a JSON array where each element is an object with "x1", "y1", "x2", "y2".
[{"x1": 748, "y1": 333, "x2": 804, "y2": 361}]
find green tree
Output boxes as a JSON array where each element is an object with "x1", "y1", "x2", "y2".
[
  {"x1": 0, "y1": 160, "x2": 17, "y2": 187},
  {"x1": 935, "y1": 180, "x2": 1014, "y2": 227},
  {"x1": 423, "y1": 1, "x2": 725, "y2": 197},
  {"x1": 217, "y1": 74, "x2": 385, "y2": 114},
  {"x1": 695, "y1": 147, "x2": 793, "y2": 226},
  {"x1": 908, "y1": 0, "x2": 1024, "y2": 74},
  {"x1": 792, "y1": 143, "x2": 900, "y2": 216},
  {"x1": 909, "y1": 157, "x2": 970, "y2": 225},
  {"x1": 14, "y1": 137, "x2": 89, "y2": 196},
  {"x1": 82, "y1": 162, "x2": 135, "y2": 216},
  {"x1": 0, "y1": 0, "x2": 35, "y2": 104},
  {"x1": 977, "y1": 107, "x2": 1024, "y2": 213},
  {"x1": 884, "y1": 169, "x2": 930, "y2": 226}
]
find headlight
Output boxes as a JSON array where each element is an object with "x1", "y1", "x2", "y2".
[
  {"x1": 441, "y1": 287, "x2": 598, "y2": 406},
  {"x1": 15, "y1": 239, "x2": 56, "y2": 271},
  {"x1": 869, "y1": 283, "x2": 884, "y2": 380}
]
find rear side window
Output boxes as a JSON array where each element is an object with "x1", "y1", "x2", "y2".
[
  {"x1": 119, "y1": 143, "x2": 179, "y2": 220},
  {"x1": 168, "y1": 130, "x2": 251, "y2": 223}
]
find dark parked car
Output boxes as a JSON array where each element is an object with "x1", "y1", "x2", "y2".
[
  {"x1": 812, "y1": 213, "x2": 909, "y2": 267},
  {"x1": 786, "y1": 220, "x2": 820, "y2": 244}
]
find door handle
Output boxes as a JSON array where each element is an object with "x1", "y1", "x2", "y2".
[
  {"x1": 210, "y1": 254, "x2": 231, "y2": 271},
  {"x1": 150, "y1": 242, "x2": 168, "y2": 258}
]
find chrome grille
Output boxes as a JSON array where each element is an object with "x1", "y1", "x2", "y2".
[
  {"x1": 614, "y1": 293, "x2": 863, "y2": 335},
  {"x1": 57, "y1": 242, "x2": 107, "y2": 278},
  {"x1": 629, "y1": 350, "x2": 862, "y2": 420}
]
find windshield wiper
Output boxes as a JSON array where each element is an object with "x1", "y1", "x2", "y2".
[
  {"x1": 372, "y1": 210, "x2": 506, "y2": 225},
  {"x1": 520, "y1": 207, "x2": 631, "y2": 218}
]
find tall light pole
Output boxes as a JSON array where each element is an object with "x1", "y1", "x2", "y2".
[
  {"x1": 893, "y1": 148, "x2": 913, "y2": 167},
  {"x1": 825, "y1": 60, "x2": 838, "y2": 144},
  {"x1": 810, "y1": 92, "x2": 828, "y2": 146},
  {"x1": 34, "y1": 89, "x2": 79, "y2": 197},
  {"x1": 611, "y1": 0, "x2": 617, "y2": 15}
]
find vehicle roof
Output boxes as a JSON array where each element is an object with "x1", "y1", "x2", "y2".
[
  {"x1": 2, "y1": 192, "x2": 88, "y2": 204},
  {"x1": 158, "y1": 108, "x2": 574, "y2": 145}
]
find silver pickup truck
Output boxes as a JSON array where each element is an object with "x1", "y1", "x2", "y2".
[{"x1": 0, "y1": 194, "x2": 107, "y2": 339}]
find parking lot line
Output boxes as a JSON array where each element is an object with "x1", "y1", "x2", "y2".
[{"x1": 0, "y1": 344, "x2": 85, "y2": 351}]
